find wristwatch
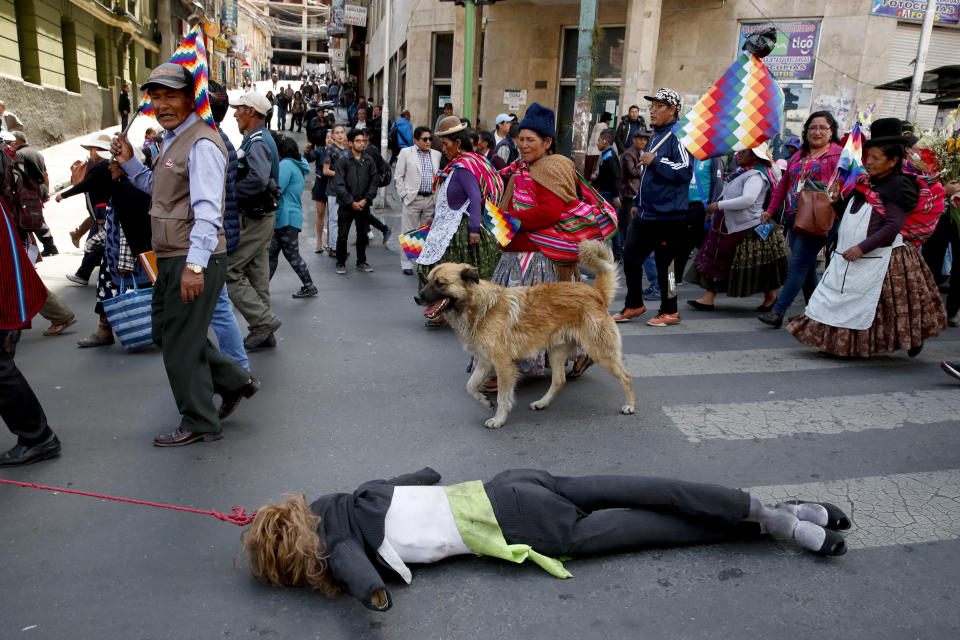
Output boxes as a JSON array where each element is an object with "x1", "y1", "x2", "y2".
[{"x1": 185, "y1": 263, "x2": 204, "y2": 274}]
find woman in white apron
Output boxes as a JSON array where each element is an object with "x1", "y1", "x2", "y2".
[{"x1": 787, "y1": 118, "x2": 946, "y2": 357}]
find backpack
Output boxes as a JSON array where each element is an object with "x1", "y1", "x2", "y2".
[
  {"x1": 306, "y1": 116, "x2": 326, "y2": 146},
  {"x1": 377, "y1": 154, "x2": 393, "y2": 187},
  {"x1": 901, "y1": 176, "x2": 945, "y2": 247},
  {"x1": 0, "y1": 147, "x2": 43, "y2": 230},
  {"x1": 364, "y1": 146, "x2": 392, "y2": 187}
]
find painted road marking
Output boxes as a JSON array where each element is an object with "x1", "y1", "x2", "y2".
[
  {"x1": 663, "y1": 389, "x2": 960, "y2": 442},
  {"x1": 623, "y1": 342, "x2": 956, "y2": 378},
  {"x1": 749, "y1": 470, "x2": 960, "y2": 550},
  {"x1": 618, "y1": 317, "x2": 766, "y2": 336}
]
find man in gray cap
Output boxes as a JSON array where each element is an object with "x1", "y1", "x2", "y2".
[
  {"x1": 228, "y1": 90, "x2": 282, "y2": 350},
  {"x1": 111, "y1": 62, "x2": 259, "y2": 447}
]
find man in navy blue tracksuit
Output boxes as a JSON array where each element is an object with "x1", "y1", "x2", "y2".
[{"x1": 613, "y1": 88, "x2": 692, "y2": 327}]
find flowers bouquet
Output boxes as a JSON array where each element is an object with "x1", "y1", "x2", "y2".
[{"x1": 916, "y1": 106, "x2": 960, "y2": 184}]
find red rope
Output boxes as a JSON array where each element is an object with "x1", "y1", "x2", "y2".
[{"x1": 0, "y1": 478, "x2": 257, "y2": 526}]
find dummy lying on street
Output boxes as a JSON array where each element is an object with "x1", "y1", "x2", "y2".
[{"x1": 240, "y1": 468, "x2": 851, "y2": 611}]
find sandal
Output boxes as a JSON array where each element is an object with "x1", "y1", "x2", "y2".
[
  {"x1": 483, "y1": 378, "x2": 498, "y2": 394},
  {"x1": 43, "y1": 317, "x2": 77, "y2": 336},
  {"x1": 567, "y1": 355, "x2": 594, "y2": 381}
]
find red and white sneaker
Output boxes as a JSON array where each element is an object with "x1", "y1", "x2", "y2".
[
  {"x1": 612, "y1": 306, "x2": 646, "y2": 323},
  {"x1": 647, "y1": 312, "x2": 680, "y2": 327}
]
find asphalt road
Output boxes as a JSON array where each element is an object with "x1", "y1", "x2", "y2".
[{"x1": 2, "y1": 122, "x2": 960, "y2": 640}]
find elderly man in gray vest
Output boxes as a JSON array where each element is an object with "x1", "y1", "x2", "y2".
[{"x1": 111, "y1": 63, "x2": 260, "y2": 447}]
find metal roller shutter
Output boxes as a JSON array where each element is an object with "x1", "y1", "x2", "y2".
[{"x1": 883, "y1": 23, "x2": 960, "y2": 127}]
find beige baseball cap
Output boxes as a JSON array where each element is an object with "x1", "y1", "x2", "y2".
[{"x1": 230, "y1": 91, "x2": 272, "y2": 117}]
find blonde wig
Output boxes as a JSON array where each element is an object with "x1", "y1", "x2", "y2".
[{"x1": 240, "y1": 493, "x2": 342, "y2": 597}]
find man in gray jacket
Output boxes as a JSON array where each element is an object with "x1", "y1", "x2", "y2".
[{"x1": 229, "y1": 91, "x2": 282, "y2": 350}]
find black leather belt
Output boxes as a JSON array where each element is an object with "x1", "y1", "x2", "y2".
[{"x1": 417, "y1": 192, "x2": 433, "y2": 197}]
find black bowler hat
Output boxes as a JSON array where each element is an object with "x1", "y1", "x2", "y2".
[{"x1": 865, "y1": 117, "x2": 913, "y2": 148}]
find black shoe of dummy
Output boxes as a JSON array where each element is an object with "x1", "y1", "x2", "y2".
[
  {"x1": 0, "y1": 434, "x2": 61, "y2": 467},
  {"x1": 814, "y1": 529, "x2": 847, "y2": 556},
  {"x1": 785, "y1": 500, "x2": 851, "y2": 530},
  {"x1": 41, "y1": 245, "x2": 59, "y2": 257}
]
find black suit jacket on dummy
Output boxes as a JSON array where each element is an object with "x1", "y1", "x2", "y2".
[{"x1": 309, "y1": 467, "x2": 442, "y2": 611}]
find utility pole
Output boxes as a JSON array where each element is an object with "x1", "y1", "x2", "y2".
[
  {"x1": 380, "y1": 0, "x2": 390, "y2": 163},
  {"x1": 378, "y1": 0, "x2": 391, "y2": 209},
  {"x1": 571, "y1": 0, "x2": 597, "y2": 171},
  {"x1": 462, "y1": 0, "x2": 476, "y2": 122},
  {"x1": 906, "y1": 0, "x2": 937, "y2": 123}
]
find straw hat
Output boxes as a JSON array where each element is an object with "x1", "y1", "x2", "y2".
[
  {"x1": 436, "y1": 115, "x2": 466, "y2": 137},
  {"x1": 749, "y1": 141, "x2": 774, "y2": 164},
  {"x1": 81, "y1": 133, "x2": 113, "y2": 159}
]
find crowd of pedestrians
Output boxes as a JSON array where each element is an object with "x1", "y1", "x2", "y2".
[{"x1": 0, "y1": 67, "x2": 957, "y2": 468}]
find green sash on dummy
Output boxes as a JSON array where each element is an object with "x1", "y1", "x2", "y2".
[{"x1": 443, "y1": 481, "x2": 573, "y2": 579}]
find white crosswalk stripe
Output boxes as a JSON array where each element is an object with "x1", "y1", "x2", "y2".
[
  {"x1": 663, "y1": 389, "x2": 960, "y2": 442},
  {"x1": 749, "y1": 470, "x2": 960, "y2": 550},
  {"x1": 623, "y1": 341, "x2": 956, "y2": 377},
  {"x1": 618, "y1": 317, "x2": 765, "y2": 336}
]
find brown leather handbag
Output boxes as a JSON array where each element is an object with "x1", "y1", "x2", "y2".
[{"x1": 793, "y1": 179, "x2": 836, "y2": 237}]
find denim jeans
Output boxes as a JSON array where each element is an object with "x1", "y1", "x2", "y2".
[
  {"x1": 210, "y1": 284, "x2": 249, "y2": 371},
  {"x1": 643, "y1": 254, "x2": 659, "y2": 292},
  {"x1": 773, "y1": 219, "x2": 837, "y2": 315},
  {"x1": 327, "y1": 195, "x2": 339, "y2": 252}
]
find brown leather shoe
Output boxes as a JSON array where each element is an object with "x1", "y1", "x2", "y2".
[
  {"x1": 77, "y1": 332, "x2": 115, "y2": 348},
  {"x1": 153, "y1": 428, "x2": 223, "y2": 447},
  {"x1": 218, "y1": 376, "x2": 261, "y2": 420}
]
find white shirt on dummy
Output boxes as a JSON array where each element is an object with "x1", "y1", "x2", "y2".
[{"x1": 379, "y1": 486, "x2": 472, "y2": 584}]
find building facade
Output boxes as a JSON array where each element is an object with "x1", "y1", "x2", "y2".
[
  {"x1": 267, "y1": 0, "x2": 328, "y2": 76},
  {"x1": 1, "y1": 0, "x2": 163, "y2": 145},
  {"x1": 364, "y1": 0, "x2": 960, "y2": 158}
]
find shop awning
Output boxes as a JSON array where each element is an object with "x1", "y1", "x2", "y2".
[{"x1": 875, "y1": 64, "x2": 960, "y2": 94}]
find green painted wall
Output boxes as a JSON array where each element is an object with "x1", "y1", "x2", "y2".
[
  {"x1": 0, "y1": 1, "x2": 18, "y2": 78},
  {"x1": 34, "y1": 0, "x2": 66, "y2": 88}
]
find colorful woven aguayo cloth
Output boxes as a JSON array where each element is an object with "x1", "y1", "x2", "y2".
[
  {"x1": 138, "y1": 24, "x2": 216, "y2": 130},
  {"x1": 674, "y1": 52, "x2": 783, "y2": 161}
]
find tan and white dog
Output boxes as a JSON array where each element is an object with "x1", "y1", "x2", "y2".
[{"x1": 415, "y1": 241, "x2": 636, "y2": 428}]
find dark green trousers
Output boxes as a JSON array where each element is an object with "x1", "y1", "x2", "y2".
[{"x1": 153, "y1": 254, "x2": 251, "y2": 434}]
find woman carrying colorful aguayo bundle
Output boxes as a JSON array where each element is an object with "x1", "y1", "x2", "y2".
[
  {"x1": 787, "y1": 118, "x2": 947, "y2": 357},
  {"x1": 486, "y1": 102, "x2": 618, "y2": 385},
  {"x1": 414, "y1": 117, "x2": 504, "y2": 324}
]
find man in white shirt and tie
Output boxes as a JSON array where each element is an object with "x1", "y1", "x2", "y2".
[{"x1": 394, "y1": 126, "x2": 441, "y2": 275}]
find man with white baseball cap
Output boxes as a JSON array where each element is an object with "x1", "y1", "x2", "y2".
[
  {"x1": 110, "y1": 61, "x2": 258, "y2": 447},
  {"x1": 230, "y1": 91, "x2": 273, "y2": 119},
  {"x1": 226, "y1": 89, "x2": 282, "y2": 351},
  {"x1": 493, "y1": 113, "x2": 513, "y2": 146}
]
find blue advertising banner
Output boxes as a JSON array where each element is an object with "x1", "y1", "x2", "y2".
[
  {"x1": 221, "y1": 0, "x2": 238, "y2": 34},
  {"x1": 870, "y1": 0, "x2": 960, "y2": 25}
]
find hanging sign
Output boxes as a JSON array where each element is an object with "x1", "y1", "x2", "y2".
[
  {"x1": 344, "y1": 5, "x2": 367, "y2": 27},
  {"x1": 870, "y1": 0, "x2": 960, "y2": 24},
  {"x1": 738, "y1": 21, "x2": 820, "y2": 80}
]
